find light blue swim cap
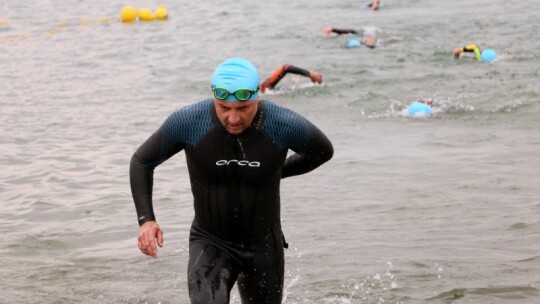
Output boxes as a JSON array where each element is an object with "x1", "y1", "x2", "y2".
[
  {"x1": 347, "y1": 39, "x2": 361, "y2": 48},
  {"x1": 481, "y1": 49, "x2": 496, "y2": 62},
  {"x1": 407, "y1": 102, "x2": 433, "y2": 117},
  {"x1": 211, "y1": 57, "x2": 260, "y2": 101}
]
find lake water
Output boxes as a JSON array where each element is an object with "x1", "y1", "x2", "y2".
[{"x1": 1, "y1": 0, "x2": 539, "y2": 303}]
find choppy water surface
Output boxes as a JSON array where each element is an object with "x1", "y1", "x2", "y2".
[{"x1": 1, "y1": 0, "x2": 539, "y2": 303}]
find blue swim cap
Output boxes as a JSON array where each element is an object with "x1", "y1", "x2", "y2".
[
  {"x1": 211, "y1": 57, "x2": 260, "y2": 101},
  {"x1": 481, "y1": 49, "x2": 496, "y2": 62},
  {"x1": 347, "y1": 39, "x2": 361, "y2": 48},
  {"x1": 407, "y1": 102, "x2": 433, "y2": 117}
]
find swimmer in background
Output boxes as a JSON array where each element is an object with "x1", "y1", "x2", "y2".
[
  {"x1": 453, "y1": 44, "x2": 482, "y2": 60},
  {"x1": 346, "y1": 36, "x2": 378, "y2": 48},
  {"x1": 322, "y1": 27, "x2": 360, "y2": 36},
  {"x1": 453, "y1": 44, "x2": 497, "y2": 62},
  {"x1": 406, "y1": 98, "x2": 435, "y2": 117},
  {"x1": 322, "y1": 27, "x2": 378, "y2": 48},
  {"x1": 259, "y1": 64, "x2": 323, "y2": 94},
  {"x1": 368, "y1": 0, "x2": 380, "y2": 10}
]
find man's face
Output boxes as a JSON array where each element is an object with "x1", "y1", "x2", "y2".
[{"x1": 213, "y1": 99, "x2": 259, "y2": 135}]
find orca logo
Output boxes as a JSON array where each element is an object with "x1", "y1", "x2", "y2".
[{"x1": 216, "y1": 160, "x2": 261, "y2": 167}]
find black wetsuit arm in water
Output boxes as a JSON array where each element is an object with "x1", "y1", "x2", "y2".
[
  {"x1": 332, "y1": 28, "x2": 359, "y2": 35},
  {"x1": 260, "y1": 64, "x2": 313, "y2": 92}
]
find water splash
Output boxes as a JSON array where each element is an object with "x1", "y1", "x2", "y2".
[{"x1": 323, "y1": 261, "x2": 401, "y2": 303}]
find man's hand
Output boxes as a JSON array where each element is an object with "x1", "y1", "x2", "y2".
[
  {"x1": 452, "y1": 48, "x2": 462, "y2": 58},
  {"x1": 321, "y1": 26, "x2": 333, "y2": 36},
  {"x1": 259, "y1": 79, "x2": 271, "y2": 94},
  {"x1": 370, "y1": 0, "x2": 380, "y2": 10},
  {"x1": 309, "y1": 72, "x2": 323, "y2": 84},
  {"x1": 138, "y1": 221, "x2": 163, "y2": 258}
]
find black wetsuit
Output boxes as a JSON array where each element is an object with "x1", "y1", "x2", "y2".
[
  {"x1": 331, "y1": 28, "x2": 359, "y2": 35},
  {"x1": 130, "y1": 99, "x2": 333, "y2": 303}
]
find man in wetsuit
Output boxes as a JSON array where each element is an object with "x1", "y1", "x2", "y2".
[
  {"x1": 259, "y1": 64, "x2": 323, "y2": 94},
  {"x1": 130, "y1": 57, "x2": 334, "y2": 303}
]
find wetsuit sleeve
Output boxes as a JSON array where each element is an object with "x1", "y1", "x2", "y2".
[
  {"x1": 284, "y1": 65, "x2": 311, "y2": 77},
  {"x1": 130, "y1": 117, "x2": 186, "y2": 226},
  {"x1": 332, "y1": 28, "x2": 359, "y2": 35},
  {"x1": 463, "y1": 44, "x2": 481, "y2": 60},
  {"x1": 260, "y1": 64, "x2": 312, "y2": 92},
  {"x1": 281, "y1": 118, "x2": 333, "y2": 178}
]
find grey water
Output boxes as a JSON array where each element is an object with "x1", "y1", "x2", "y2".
[{"x1": 1, "y1": 0, "x2": 539, "y2": 303}]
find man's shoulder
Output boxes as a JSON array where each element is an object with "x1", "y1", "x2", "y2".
[
  {"x1": 173, "y1": 99, "x2": 213, "y2": 117},
  {"x1": 165, "y1": 99, "x2": 213, "y2": 125},
  {"x1": 161, "y1": 99, "x2": 213, "y2": 145},
  {"x1": 260, "y1": 100, "x2": 312, "y2": 148}
]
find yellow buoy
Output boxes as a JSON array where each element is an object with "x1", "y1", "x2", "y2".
[
  {"x1": 155, "y1": 5, "x2": 168, "y2": 20},
  {"x1": 120, "y1": 6, "x2": 138, "y2": 22},
  {"x1": 138, "y1": 8, "x2": 154, "y2": 21}
]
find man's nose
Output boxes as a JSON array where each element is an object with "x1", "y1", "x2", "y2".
[{"x1": 228, "y1": 111, "x2": 240, "y2": 123}]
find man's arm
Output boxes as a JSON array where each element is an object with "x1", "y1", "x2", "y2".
[
  {"x1": 281, "y1": 121, "x2": 333, "y2": 178},
  {"x1": 260, "y1": 65, "x2": 323, "y2": 93},
  {"x1": 130, "y1": 113, "x2": 187, "y2": 223},
  {"x1": 322, "y1": 27, "x2": 359, "y2": 35},
  {"x1": 130, "y1": 123, "x2": 184, "y2": 258},
  {"x1": 283, "y1": 65, "x2": 323, "y2": 84},
  {"x1": 130, "y1": 130, "x2": 163, "y2": 226}
]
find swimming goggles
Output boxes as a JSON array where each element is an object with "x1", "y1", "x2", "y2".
[{"x1": 211, "y1": 86, "x2": 258, "y2": 101}]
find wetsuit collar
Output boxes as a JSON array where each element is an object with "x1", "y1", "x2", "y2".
[{"x1": 210, "y1": 102, "x2": 265, "y2": 140}]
